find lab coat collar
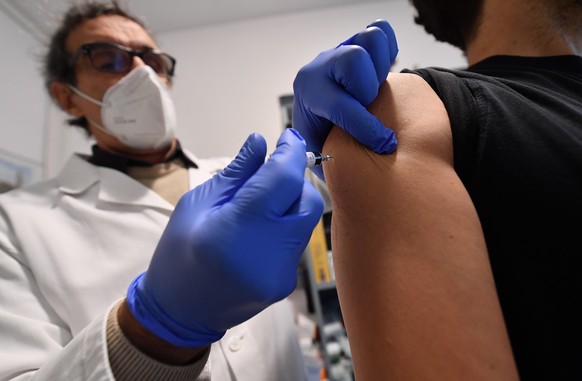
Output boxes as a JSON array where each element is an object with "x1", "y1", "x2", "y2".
[
  {"x1": 57, "y1": 154, "x2": 99, "y2": 194},
  {"x1": 57, "y1": 154, "x2": 174, "y2": 211}
]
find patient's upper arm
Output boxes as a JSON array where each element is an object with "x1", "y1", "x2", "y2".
[
  {"x1": 323, "y1": 73, "x2": 518, "y2": 380},
  {"x1": 324, "y1": 73, "x2": 477, "y2": 257}
]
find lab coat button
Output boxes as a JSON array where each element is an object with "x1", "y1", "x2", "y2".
[{"x1": 228, "y1": 337, "x2": 242, "y2": 352}]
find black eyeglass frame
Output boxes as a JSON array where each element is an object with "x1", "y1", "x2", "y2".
[{"x1": 68, "y1": 42, "x2": 176, "y2": 77}]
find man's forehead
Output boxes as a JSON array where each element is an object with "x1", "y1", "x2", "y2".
[{"x1": 66, "y1": 14, "x2": 156, "y2": 52}]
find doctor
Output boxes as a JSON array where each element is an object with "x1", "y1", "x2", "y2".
[{"x1": 0, "y1": 1, "x2": 396, "y2": 380}]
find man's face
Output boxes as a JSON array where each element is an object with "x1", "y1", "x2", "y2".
[{"x1": 65, "y1": 15, "x2": 172, "y2": 153}]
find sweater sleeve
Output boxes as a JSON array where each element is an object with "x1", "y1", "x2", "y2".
[{"x1": 106, "y1": 300, "x2": 211, "y2": 381}]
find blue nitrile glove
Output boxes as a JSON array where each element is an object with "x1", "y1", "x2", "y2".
[
  {"x1": 126, "y1": 129, "x2": 324, "y2": 347},
  {"x1": 293, "y1": 19, "x2": 399, "y2": 180}
]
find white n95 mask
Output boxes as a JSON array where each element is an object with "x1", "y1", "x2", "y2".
[{"x1": 69, "y1": 66, "x2": 176, "y2": 149}]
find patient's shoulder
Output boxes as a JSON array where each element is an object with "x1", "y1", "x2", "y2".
[
  {"x1": 324, "y1": 72, "x2": 453, "y2": 166},
  {"x1": 369, "y1": 72, "x2": 452, "y2": 158}
]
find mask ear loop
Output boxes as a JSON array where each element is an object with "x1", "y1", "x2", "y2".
[
  {"x1": 67, "y1": 85, "x2": 116, "y2": 138},
  {"x1": 85, "y1": 117, "x2": 117, "y2": 138},
  {"x1": 68, "y1": 85, "x2": 109, "y2": 107}
]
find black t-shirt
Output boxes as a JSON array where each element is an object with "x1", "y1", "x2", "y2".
[{"x1": 408, "y1": 56, "x2": 582, "y2": 380}]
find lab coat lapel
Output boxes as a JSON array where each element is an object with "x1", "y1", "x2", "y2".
[{"x1": 57, "y1": 154, "x2": 174, "y2": 212}]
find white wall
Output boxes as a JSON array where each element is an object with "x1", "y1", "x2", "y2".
[
  {"x1": 0, "y1": 8, "x2": 47, "y2": 176},
  {"x1": 19, "y1": 0, "x2": 466, "y2": 177}
]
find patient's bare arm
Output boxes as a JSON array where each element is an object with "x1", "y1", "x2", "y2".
[{"x1": 323, "y1": 73, "x2": 519, "y2": 380}]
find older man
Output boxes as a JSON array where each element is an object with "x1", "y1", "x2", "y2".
[{"x1": 0, "y1": 1, "x2": 398, "y2": 379}]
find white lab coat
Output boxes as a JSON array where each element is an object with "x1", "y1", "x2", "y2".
[{"x1": 0, "y1": 151, "x2": 308, "y2": 381}]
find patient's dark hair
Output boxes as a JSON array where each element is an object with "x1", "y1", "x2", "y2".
[
  {"x1": 44, "y1": 1, "x2": 148, "y2": 131},
  {"x1": 408, "y1": 0, "x2": 484, "y2": 51}
]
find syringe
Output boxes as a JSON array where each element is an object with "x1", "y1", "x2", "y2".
[
  {"x1": 267, "y1": 152, "x2": 333, "y2": 168},
  {"x1": 305, "y1": 152, "x2": 333, "y2": 168}
]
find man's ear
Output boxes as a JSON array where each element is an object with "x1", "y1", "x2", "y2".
[{"x1": 49, "y1": 81, "x2": 84, "y2": 117}]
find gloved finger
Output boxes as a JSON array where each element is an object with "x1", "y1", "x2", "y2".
[
  {"x1": 302, "y1": 68, "x2": 397, "y2": 153},
  {"x1": 221, "y1": 132, "x2": 267, "y2": 180},
  {"x1": 350, "y1": 26, "x2": 392, "y2": 83},
  {"x1": 333, "y1": 45, "x2": 382, "y2": 106},
  {"x1": 177, "y1": 133, "x2": 266, "y2": 211},
  {"x1": 231, "y1": 129, "x2": 308, "y2": 216},
  {"x1": 282, "y1": 178, "x2": 324, "y2": 223},
  {"x1": 263, "y1": 180, "x2": 323, "y2": 299},
  {"x1": 337, "y1": 22, "x2": 398, "y2": 95},
  {"x1": 329, "y1": 89, "x2": 397, "y2": 153},
  {"x1": 202, "y1": 133, "x2": 267, "y2": 207},
  {"x1": 367, "y1": 19, "x2": 399, "y2": 64}
]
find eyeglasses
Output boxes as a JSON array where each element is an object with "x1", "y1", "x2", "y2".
[{"x1": 69, "y1": 42, "x2": 176, "y2": 77}]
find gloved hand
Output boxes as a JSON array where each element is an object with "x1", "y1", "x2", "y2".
[
  {"x1": 293, "y1": 19, "x2": 399, "y2": 179},
  {"x1": 126, "y1": 129, "x2": 324, "y2": 347}
]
